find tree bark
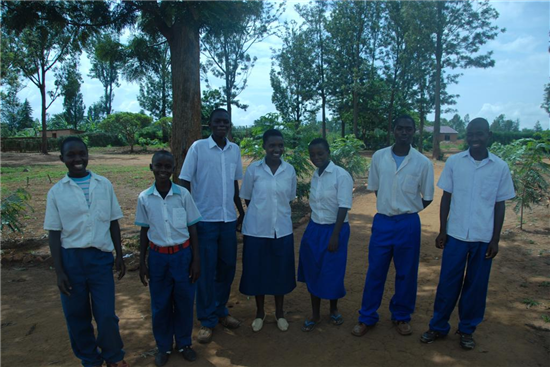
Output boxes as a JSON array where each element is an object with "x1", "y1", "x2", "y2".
[
  {"x1": 169, "y1": 17, "x2": 202, "y2": 182},
  {"x1": 432, "y1": 2, "x2": 443, "y2": 160}
]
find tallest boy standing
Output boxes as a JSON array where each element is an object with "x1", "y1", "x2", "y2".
[
  {"x1": 352, "y1": 115, "x2": 434, "y2": 337},
  {"x1": 179, "y1": 108, "x2": 245, "y2": 344}
]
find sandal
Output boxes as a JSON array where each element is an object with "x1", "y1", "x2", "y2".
[
  {"x1": 301, "y1": 319, "x2": 319, "y2": 332},
  {"x1": 330, "y1": 313, "x2": 344, "y2": 325}
]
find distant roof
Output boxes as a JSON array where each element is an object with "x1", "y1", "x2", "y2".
[{"x1": 424, "y1": 126, "x2": 458, "y2": 134}]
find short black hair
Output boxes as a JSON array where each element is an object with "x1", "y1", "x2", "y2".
[
  {"x1": 309, "y1": 138, "x2": 330, "y2": 153},
  {"x1": 60, "y1": 136, "x2": 87, "y2": 155},
  {"x1": 262, "y1": 129, "x2": 283, "y2": 145},
  {"x1": 152, "y1": 150, "x2": 174, "y2": 163},
  {"x1": 467, "y1": 117, "x2": 490, "y2": 130},
  {"x1": 392, "y1": 114, "x2": 416, "y2": 129},
  {"x1": 209, "y1": 108, "x2": 229, "y2": 123}
]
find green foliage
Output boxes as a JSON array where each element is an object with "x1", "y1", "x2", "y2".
[
  {"x1": 542, "y1": 315, "x2": 550, "y2": 323},
  {"x1": 330, "y1": 135, "x2": 369, "y2": 179},
  {"x1": 490, "y1": 114, "x2": 520, "y2": 132},
  {"x1": 1, "y1": 188, "x2": 33, "y2": 234},
  {"x1": 99, "y1": 112, "x2": 152, "y2": 152},
  {"x1": 491, "y1": 138, "x2": 550, "y2": 230},
  {"x1": 521, "y1": 298, "x2": 539, "y2": 308},
  {"x1": 542, "y1": 83, "x2": 550, "y2": 116},
  {"x1": 59, "y1": 59, "x2": 86, "y2": 129},
  {"x1": 490, "y1": 131, "x2": 539, "y2": 146}
]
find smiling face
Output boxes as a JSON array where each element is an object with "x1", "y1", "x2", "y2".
[
  {"x1": 308, "y1": 143, "x2": 330, "y2": 169},
  {"x1": 150, "y1": 154, "x2": 175, "y2": 185},
  {"x1": 60, "y1": 140, "x2": 89, "y2": 178},
  {"x1": 209, "y1": 110, "x2": 231, "y2": 140},
  {"x1": 466, "y1": 119, "x2": 491, "y2": 153},
  {"x1": 393, "y1": 117, "x2": 415, "y2": 146},
  {"x1": 263, "y1": 135, "x2": 284, "y2": 162}
]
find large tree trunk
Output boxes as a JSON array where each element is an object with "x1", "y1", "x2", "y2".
[
  {"x1": 352, "y1": 89, "x2": 358, "y2": 138},
  {"x1": 432, "y1": 2, "x2": 443, "y2": 160},
  {"x1": 170, "y1": 19, "x2": 202, "y2": 182},
  {"x1": 40, "y1": 79, "x2": 48, "y2": 154}
]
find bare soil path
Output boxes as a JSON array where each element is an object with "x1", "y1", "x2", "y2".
[{"x1": 1, "y1": 152, "x2": 549, "y2": 367}]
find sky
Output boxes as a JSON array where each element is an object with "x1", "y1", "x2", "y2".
[{"x1": 15, "y1": 0, "x2": 550, "y2": 130}]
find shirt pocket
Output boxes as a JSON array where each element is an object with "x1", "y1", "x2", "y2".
[
  {"x1": 229, "y1": 163, "x2": 237, "y2": 180},
  {"x1": 403, "y1": 175, "x2": 419, "y2": 195},
  {"x1": 480, "y1": 180, "x2": 498, "y2": 202},
  {"x1": 96, "y1": 200, "x2": 111, "y2": 222},
  {"x1": 172, "y1": 208, "x2": 187, "y2": 229}
]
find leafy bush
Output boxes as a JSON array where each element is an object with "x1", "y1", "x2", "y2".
[
  {"x1": 490, "y1": 131, "x2": 538, "y2": 146},
  {"x1": 98, "y1": 112, "x2": 152, "y2": 152},
  {"x1": 491, "y1": 138, "x2": 550, "y2": 229},
  {"x1": 331, "y1": 135, "x2": 369, "y2": 179},
  {"x1": 1, "y1": 188, "x2": 33, "y2": 233}
]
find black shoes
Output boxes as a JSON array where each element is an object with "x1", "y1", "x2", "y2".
[
  {"x1": 420, "y1": 329, "x2": 446, "y2": 344},
  {"x1": 155, "y1": 351, "x2": 170, "y2": 367},
  {"x1": 179, "y1": 346, "x2": 197, "y2": 362}
]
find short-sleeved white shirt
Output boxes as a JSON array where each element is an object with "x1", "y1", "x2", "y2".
[
  {"x1": 310, "y1": 161, "x2": 353, "y2": 224},
  {"x1": 44, "y1": 172, "x2": 124, "y2": 252},
  {"x1": 368, "y1": 146, "x2": 434, "y2": 216},
  {"x1": 240, "y1": 159, "x2": 297, "y2": 239},
  {"x1": 135, "y1": 183, "x2": 202, "y2": 247},
  {"x1": 437, "y1": 149, "x2": 515, "y2": 243},
  {"x1": 179, "y1": 136, "x2": 243, "y2": 222}
]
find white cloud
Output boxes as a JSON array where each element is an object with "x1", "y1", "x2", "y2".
[
  {"x1": 476, "y1": 101, "x2": 549, "y2": 129},
  {"x1": 489, "y1": 35, "x2": 540, "y2": 53}
]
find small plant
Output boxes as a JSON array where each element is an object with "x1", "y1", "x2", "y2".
[
  {"x1": 522, "y1": 298, "x2": 540, "y2": 308},
  {"x1": 331, "y1": 134, "x2": 369, "y2": 179},
  {"x1": 539, "y1": 281, "x2": 550, "y2": 288},
  {"x1": 519, "y1": 282, "x2": 528, "y2": 288},
  {"x1": 1, "y1": 188, "x2": 33, "y2": 233},
  {"x1": 542, "y1": 315, "x2": 550, "y2": 323}
]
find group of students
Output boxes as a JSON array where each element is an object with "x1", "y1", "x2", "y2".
[{"x1": 45, "y1": 109, "x2": 514, "y2": 367}]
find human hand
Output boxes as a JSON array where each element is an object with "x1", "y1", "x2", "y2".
[
  {"x1": 139, "y1": 262, "x2": 149, "y2": 286},
  {"x1": 189, "y1": 260, "x2": 201, "y2": 283},
  {"x1": 115, "y1": 255, "x2": 126, "y2": 280},
  {"x1": 328, "y1": 234, "x2": 339, "y2": 253},
  {"x1": 57, "y1": 271, "x2": 72, "y2": 296},
  {"x1": 435, "y1": 232, "x2": 447, "y2": 249},
  {"x1": 485, "y1": 240, "x2": 499, "y2": 259}
]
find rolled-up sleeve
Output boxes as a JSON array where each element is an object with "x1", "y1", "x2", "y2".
[
  {"x1": 44, "y1": 190, "x2": 62, "y2": 231},
  {"x1": 367, "y1": 154, "x2": 380, "y2": 191},
  {"x1": 420, "y1": 161, "x2": 435, "y2": 201},
  {"x1": 179, "y1": 144, "x2": 197, "y2": 181},
  {"x1": 437, "y1": 158, "x2": 454, "y2": 194},
  {"x1": 496, "y1": 166, "x2": 515, "y2": 202},
  {"x1": 240, "y1": 164, "x2": 254, "y2": 200},
  {"x1": 337, "y1": 171, "x2": 353, "y2": 209}
]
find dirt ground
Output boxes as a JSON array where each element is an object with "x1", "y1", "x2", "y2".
[{"x1": 1, "y1": 151, "x2": 549, "y2": 367}]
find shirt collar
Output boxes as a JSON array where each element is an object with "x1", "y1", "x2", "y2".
[
  {"x1": 316, "y1": 161, "x2": 335, "y2": 176},
  {"x1": 260, "y1": 158, "x2": 287, "y2": 175},
  {"x1": 208, "y1": 135, "x2": 231, "y2": 150},
  {"x1": 146, "y1": 182, "x2": 180, "y2": 197},
  {"x1": 463, "y1": 149, "x2": 495, "y2": 162},
  {"x1": 62, "y1": 171, "x2": 98, "y2": 184}
]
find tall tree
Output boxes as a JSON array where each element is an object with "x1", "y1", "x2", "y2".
[
  {"x1": 201, "y1": 1, "x2": 283, "y2": 119},
  {"x1": 295, "y1": 0, "x2": 330, "y2": 138},
  {"x1": 420, "y1": 0, "x2": 503, "y2": 159},
  {"x1": 18, "y1": 100, "x2": 35, "y2": 130},
  {"x1": 448, "y1": 113, "x2": 465, "y2": 135},
  {"x1": 121, "y1": 1, "x2": 260, "y2": 179},
  {"x1": 270, "y1": 22, "x2": 318, "y2": 129},
  {"x1": 326, "y1": 0, "x2": 382, "y2": 138},
  {"x1": 125, "y1": 33, "x2": 172, "y2": 120},
  {"x1": 87, "y1": 32, "x2": 125, "y2": 116},
  {"x1": 60, "y1": 60, "x2": 85, "y2": 129},
  {"x1": 542, "y1": 83, "x2": 550, "y2": 116}
]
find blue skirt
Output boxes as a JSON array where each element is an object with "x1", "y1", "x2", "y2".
[
  {"x1": 239, "y1": 234, "x2": 296, "y2": 296},
  {"x1": 298, "y1": 221, "x2": 350, "y2": 300}
]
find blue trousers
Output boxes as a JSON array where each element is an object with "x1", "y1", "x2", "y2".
[
  {"x1": 358, "y1": 213, "x2": 421, "y2": 325},
  {"x1": 148, "y1": 246, "x2": 196, "y2": 352},
  {"x1": 60, "y1": 247, "x2": 124, "y2": 367},
  {"x1": 429, "y1": 236, "x2": 493, "y2": 335},
  {"x1": 196, "y1": 221, "x2": 237, "y2": 328}
]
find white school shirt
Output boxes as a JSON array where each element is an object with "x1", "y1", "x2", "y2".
[
  {"x1": 240, "y1": 159, "x2": 297, "y2": 238},
  {"x1": 309, "y1": 161, "x2": 353, "y2": 224},
  {"x1": 44, "y1": 172, "x2": 123, "y2": 252},
  {"x1": 367, "y1": 146, "x2": 434, "y2": 216},
  {"x1": 437, "y1": 149, "x2": 515, "y2": 243},
  {"x1": 135, "y1": 183, "x2": 202, "y2": 247},
  {"x1": 179, "y1": 136, "x2": 243, "y2": 222}
]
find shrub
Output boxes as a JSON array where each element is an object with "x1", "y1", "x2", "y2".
[
  {"x1": 331, "y1": 135, "x2": 369, "y2": 179},
  {"x1": 1, "y1": 188, "x2": 33, "y2": 233}
]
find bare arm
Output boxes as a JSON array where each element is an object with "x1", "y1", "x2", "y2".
[
  {"x1": 139, "y1": 227, "x2": 149, "y2": 286},
  {"x1": 486, "y1": 201, "x2": 505, "y2": 259},
  {"x1": 188, "y1": 224, "x2": 201, "y2": 283},
  {"x1": 49, "y1": 230, "x2": 71, "y2": 295},
  {"x1": 234, "y1": 180, "x2": 245, "y2": 230},
  {"x1": 110, "y1": 220, "x2": 125, "y2": 280},
  {"x1": 422, "y1": 199, "x2": 433, "y2": 209},
  {"x1": 435, "y1": 191, "x2": 452, "y2": 249},
  {"x1": 328, "y1": 208, "x2": 349, "y2": 252},
  {"x1": 182, "y1": 180, "x2": 191, "y2": 193}
]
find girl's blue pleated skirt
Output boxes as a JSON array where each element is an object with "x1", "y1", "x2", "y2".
[
  {"x1": 298, "y1": 220, "x2": 350, "y2": 300},
  {"x1": 239, "y1": 234, "x2": 296, "y2": 296}
]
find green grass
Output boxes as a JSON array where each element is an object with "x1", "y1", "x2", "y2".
[
  {"x1": 522, "y1": 298, "x2": 540, "y2": 308},
  {"x1": 539, "y1": 281, "x2": 550, "y2": 288},
  {"x1": 542, "y1": 315, "x2": 550, "y2": 323}
]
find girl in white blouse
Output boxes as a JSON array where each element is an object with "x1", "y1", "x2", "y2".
[{"x1": 239, "y1": 129, "x2": 297, "y2": 332}]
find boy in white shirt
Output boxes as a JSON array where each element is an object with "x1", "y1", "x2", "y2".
[
  {"x1": 136, "y1": 150, "x2": 201, "y2": 366},
  {"x1": 44, "y1": 137, "x2": 128, "y2": 367},
  {"x1": 352, "y1": 115, "x2": 434, "y2": 337},
  {"x1": 421, "y1": 118, "x2": 515, "y2": 350},
  {"x1": 179, "y1": 108, "x2": 245, "y2": 343}
]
